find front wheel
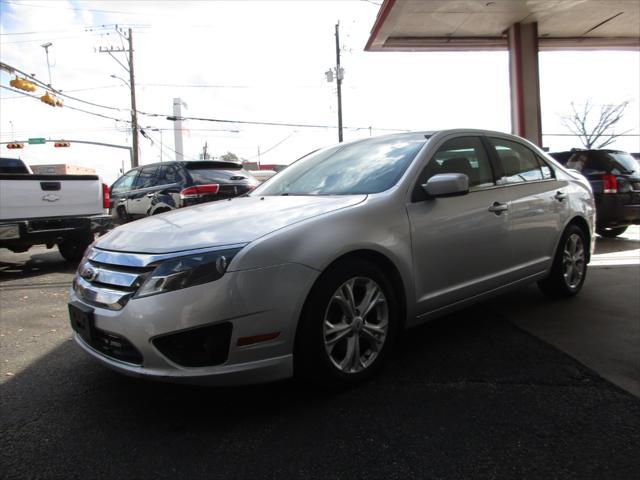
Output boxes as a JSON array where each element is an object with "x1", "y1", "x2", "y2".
[
  {"x1": 294, "y1": 259, "x2": 398, "y2": 387},
  {"x1": 538, "y1": 225, "x2": 588, "y2": 298},
  {"x1": 596, "y1": 226, "x2": 627, "y2": 238},
  {"x1": 58, "y1": 235, "x2": 93, "y2": 263}
]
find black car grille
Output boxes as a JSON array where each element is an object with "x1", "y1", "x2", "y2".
[
  {"x1": 90, "y1": 328, "x2": 143, "y2": 365},
  {"x1": 152, "y1": 322, "x2": 233, "y2": 367}
]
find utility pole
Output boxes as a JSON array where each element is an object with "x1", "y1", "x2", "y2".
[
  {"x1": 128, "y1": 28, "x2": 139, "y2": 168},
  {"x1": 325, "y1": 23, "x2": 345, "y2": 143},
  {"x1": 98, "y1": 27, "x2": 140, "y2": 167},
  {"x1": 335, "y1": 22, "x2": 343, "y2": 143}
]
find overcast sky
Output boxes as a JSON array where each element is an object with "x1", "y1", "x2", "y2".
[{"x1": 1, "y1": 0, "x2": 639, "y2": 184}]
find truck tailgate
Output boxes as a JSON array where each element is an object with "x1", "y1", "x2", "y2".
[{"x1": 0, "y1": 174, "x2": 104, "y2": 220}]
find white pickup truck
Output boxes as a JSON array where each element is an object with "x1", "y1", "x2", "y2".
[{"x1": 0, "y1": 158, "x2": 112, "y2": 261}]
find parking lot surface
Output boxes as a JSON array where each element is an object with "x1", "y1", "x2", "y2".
[{"x1": 1, "y1": 230, "x2": 639, "y2": 479}]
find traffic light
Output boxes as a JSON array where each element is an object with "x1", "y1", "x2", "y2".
[
  {"x1": 54, "y1": 142, "x2": 70, "y2": 148},
  {"x1": 10, "y1": 76, "x2": 37, "y2": 92},
  {"x1": 40, "y1": 92, "x2": 62, "y2": 107},
  {"x1": 6, "y1": 143, "x2": 25, "y2": 149}
]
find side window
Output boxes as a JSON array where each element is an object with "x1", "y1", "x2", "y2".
[
  {"x1": 136, "y1": 166, "x2": 160, "y2": 189},
  {"x1": 417, "y1": 136, "x2": 495, "y2": 191},
  {"x1": 160, "y1": 165, "x2": 185, "y2": 184},
  {"x1": 111, "y1": 170, "x2": 138, "y2": 194},
  {"x1": 490, "y1": 138, "x2": 545, "y2": 184},
  {"x1": 537, "y1": 156, "x2": 554, "y2": 179}
]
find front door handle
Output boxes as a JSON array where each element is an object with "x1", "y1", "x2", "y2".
[
  {"x1": 555, "y1": 191, "x2": 567, "y2": 201},
  {"x1": 488, "y1": 201, "x2": 509, "y2": 214},
  {"x1": 145, "y1": 193, "x2": 155, "y2": 198}
]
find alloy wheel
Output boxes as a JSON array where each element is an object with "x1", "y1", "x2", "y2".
[
  {"x1": 562, "y1": 233, "x2": 585, "y2": 289},
  {"x1": 322, "y1": 277, "x2": 389, "y2": 374}
]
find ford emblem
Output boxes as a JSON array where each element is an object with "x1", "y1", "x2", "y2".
[{"x1": 80, "y1": 266, "x2": 97, "y2": 282}]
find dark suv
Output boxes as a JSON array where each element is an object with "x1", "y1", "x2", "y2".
[
  {"x1": 550, "y1": 149, "x2": 640, "y2": 237},
  {"x1": 110, "y1": 161, "x2": 259, "y2": 223}
]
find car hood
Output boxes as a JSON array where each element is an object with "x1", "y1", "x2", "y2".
[{"x1": 96, "y1": 195, "x2": 366, "y2": 253}]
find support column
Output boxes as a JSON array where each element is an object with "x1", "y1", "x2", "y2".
[{"x1": 507, "y1": 22, "x2": 542, "y2": 146}]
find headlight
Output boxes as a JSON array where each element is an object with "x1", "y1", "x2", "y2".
[{"x1": 135, "y1": 247, "x2": 242, "y2": 298}]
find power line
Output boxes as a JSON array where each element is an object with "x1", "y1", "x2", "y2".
[
  {"x1": 246, "y1": 132, "x2": 298, "y2": 160},
  {"x1": 2, "y1": 62, "x2": 130, "y2": 112},
  {"x1": 0, "y1": 85, "x2": 131, "y2": 123},
  {"x1": 2, "y1": 0, "x2": 157, "y2": 16},
  {"x1": 2, "y1": 62, "x2": 409, "y2": 133},
  {"x1": 0, "y1": 24, "x2": 148, "y2": 36}
]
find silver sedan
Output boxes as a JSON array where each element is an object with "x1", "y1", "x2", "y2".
[{"x1": 69, "y1": 130, "x2": 595, "y2": 386}]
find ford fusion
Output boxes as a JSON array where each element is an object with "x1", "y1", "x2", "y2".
[{"x1": 69, "y1": 130, "x2": 595, "y2": 386}]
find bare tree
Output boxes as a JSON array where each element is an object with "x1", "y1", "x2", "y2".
[{"x1": 561, "y1": 100, "x2": 631, "y2": 149}]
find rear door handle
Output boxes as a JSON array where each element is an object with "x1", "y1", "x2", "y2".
[
  {"x1": 145, "y1": 193, "x2": 155, "y2": 197},
  {"x1": 555, "y1": 191, "x2": 567, "y2": 201},
  {"x1": 488, "y1": 202, "x2": 508, "y2": 214}
]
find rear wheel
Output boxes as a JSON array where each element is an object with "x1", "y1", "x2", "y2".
[
  {"x1": 538, "y1": 224, "x2": 588, "y2": 298},
  {"x1": 58, "y1": 235, "x2": 93, "y2": 263},
  {"x1": 294, "y1": 259, "x2": 398, "y2": 387},
  {"x1": 596, "y1": 226, "x2": 627, "y2": 238},
  {"x1": 116, "y1": 206, "x2": 130, "y2": 224}
]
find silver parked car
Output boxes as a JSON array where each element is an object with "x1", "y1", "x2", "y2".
[{"x1": 69, "y1": 130, "x2": 595, "y2": 386}]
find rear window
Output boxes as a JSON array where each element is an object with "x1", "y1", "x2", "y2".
[
  {"x1": 184, "y1": 161, "x2": 242, "y2": 171},
  {"x1": 607, "y1": 152, "x2": 637, "y2": 174},
  {"x1": 566, "y1": 152, "x2": 608, "y2": 174},
  {"x1": 0, "y1": 158, "x2": 30, "y2": 174},
  {"x1": 187, "y1": 168, "x2": 255, "y2": 184},
  {"x1": 565, "y1": 151, "x2": 637, "y2": 175}
]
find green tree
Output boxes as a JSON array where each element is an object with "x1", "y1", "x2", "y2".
[{"x1": 219, "y1": 151, "x2": 239, "y2": 162}]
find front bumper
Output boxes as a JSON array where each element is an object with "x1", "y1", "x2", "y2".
[{"x1": 69, "y1": 262, "x2": 319, "y2": 385}]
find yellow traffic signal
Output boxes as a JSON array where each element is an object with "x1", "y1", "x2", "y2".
[
  {"x1": 6, "y1": 143, "x2": 25, "y2": 149},
  {"x1": 40, "y1": 92, "x2": 55, "y2": 106},
  {"x1": 40, "y1": 92, "x2": 62, "y2": 107},
  {"x1": 10, "y1": 76, "x2": 37, "y2": 92}
]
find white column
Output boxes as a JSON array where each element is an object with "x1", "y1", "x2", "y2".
[{"x1": 173, "y1": 98, "x2": 186, "y2": 161}]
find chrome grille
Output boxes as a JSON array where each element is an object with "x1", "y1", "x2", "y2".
[
  {"x1": 73, "y1": 244, "x2": 246, "y2": 310},
  {"x1": 74, "y1": 259, "x2": 152, "y2": 310}
]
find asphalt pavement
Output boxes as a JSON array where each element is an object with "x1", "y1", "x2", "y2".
[{"x1": 1, "y1": 232, "x2": 639, "y2": 479}]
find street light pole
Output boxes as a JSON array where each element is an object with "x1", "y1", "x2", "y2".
[{"x1": 41, "y1": 42, "x2": 53, "y2": 86}]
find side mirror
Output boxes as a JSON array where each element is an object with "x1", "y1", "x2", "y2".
[{"x1": 422, "y1": 173, "x2": 469, "y2": 198}]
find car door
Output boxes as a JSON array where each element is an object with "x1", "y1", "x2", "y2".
[
  {"x1": 406, "y1": 135, "x2": 512, "y2": 315},
  {"x1": 127, "y1": 165, "x2": 161, "y2": 219},
  {"x1": 152, "y1": 164, "x2": 185, "y2": 211},
  {"x1": 486, "y1": 136, "x2": 570, "y2": 279},
  {"x1": 110, "y1": 169, "x2": 140, "y2": 217}
]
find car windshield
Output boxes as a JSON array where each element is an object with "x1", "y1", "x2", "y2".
[
  {"x1": 608, "y1": 152, "x2": 637, "y2": 174},
  {"x1": 252, "y1": 136, "x2": 426, "y2": 196}
]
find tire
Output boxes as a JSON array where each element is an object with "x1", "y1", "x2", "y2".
[
  {"x1": 116, "y1": 206, "x2": 130, "y2": 224},
  {"x1": 596, "y1": 226, "x2": 627, "y2": 238},
  {"x1": 58, "y1": 235, "x2": 93, "y2": 263},
  {"x1": 537, "y1": 224, "x2": 588, "y2": 298},
  {"x1": 294, "y1": 258, "x2": 398, "y2": 387}
]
